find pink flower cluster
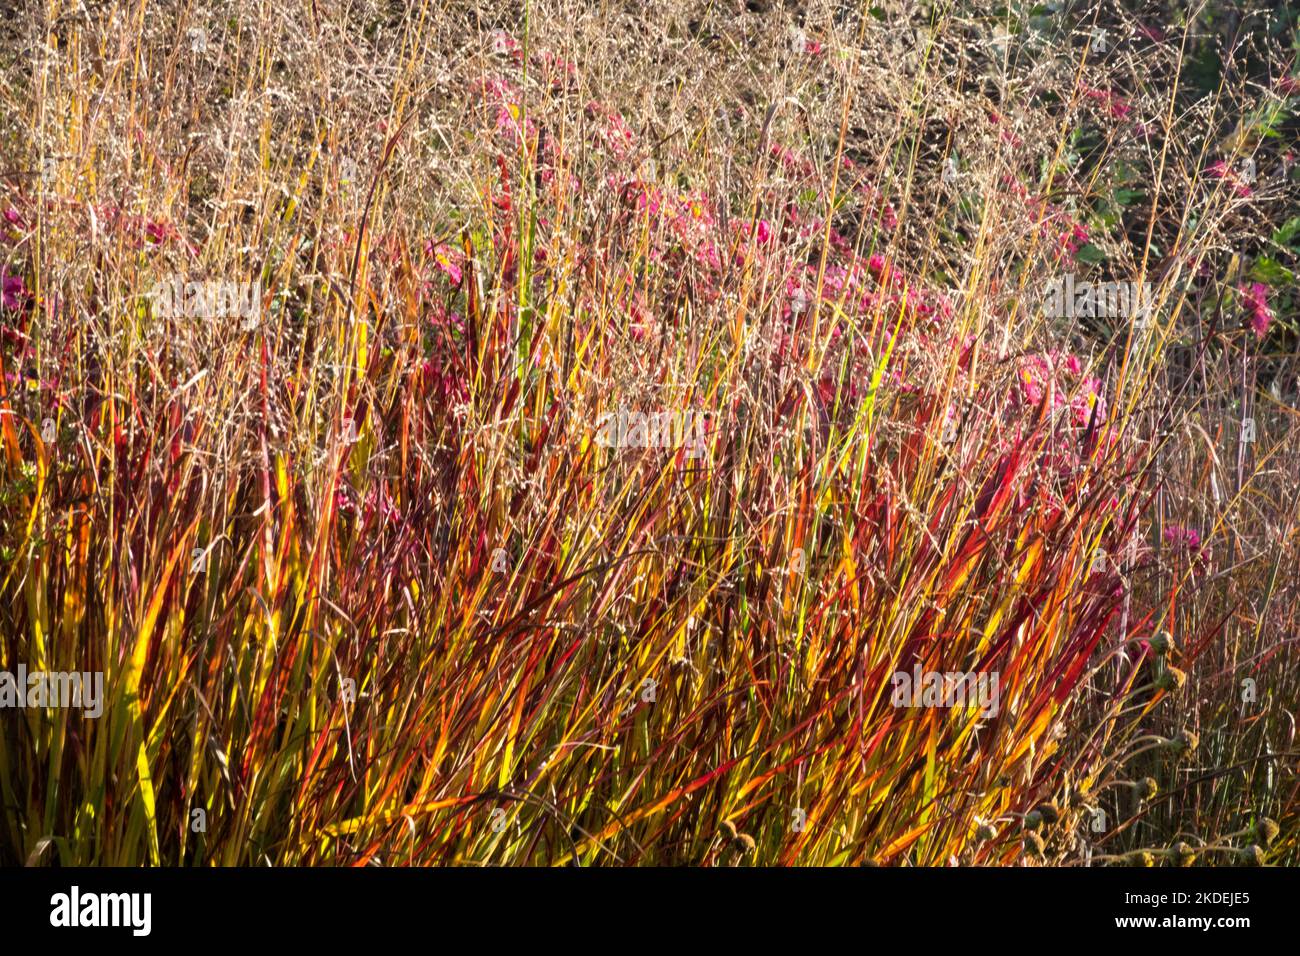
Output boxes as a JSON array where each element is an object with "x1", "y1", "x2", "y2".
[
  {"x1": 1080, "y1": 85, "x2": 1133, "y2": 120},
  {"x1": 419, "y1": 33, "x2": 1113, "y2": 493},
  {"x1": 1163, "y1": 525, "x2": 1201, "y2": 552},
  {"x1": 2, "y1": 270, "x2": 29, "y2": 310},
  {"x1": 1205, "y1": 160, "x2": 1254, "y2": 198},
  {"x1": 1239, "y1": 282, "x2": 1274, "y2": 338},
  {"x1": 1014, "y1": 351, "x2": 1106, "y2": 427}
]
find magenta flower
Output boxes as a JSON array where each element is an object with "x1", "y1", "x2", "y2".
[
  {"x1": 1082, "y1": 86, "x2": 1132, "y2": 119},
  {"x1": 1240, "y1": 282, "x2": 1274, "y2": 338},
  {"x1": 427, "y1": 242, "x2": 464, "y2": 287},
  {"x1": 2, "y1": 270, "x2": 29, "y2": 310},
  {"x1": 1163, "y1": 525, "x2": 1201, "y2": 552},
  {"x1": 1071, "y1": 378, "x2": 1106, "y2": 426},
  {"x1": 1206, "y1": 160, "x2": 1254, "y2": 196},
  {"x1": 1058, "y1": 226, "x2": 1085, "y2": 263},
  {"x1": 490, "y1": 31, "x2": 521, "y2": 58}
]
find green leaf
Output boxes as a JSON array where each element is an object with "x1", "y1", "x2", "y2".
[
  {"x1": 1271, "y1": 216, "x2": 1300, "y2": 248},
  {"x1": 1250, "y1": 257, "x2": 1295, "y2": 286},
  {"x1": 1074, "y1": 243, "x2": 1106, "y2": 264}
]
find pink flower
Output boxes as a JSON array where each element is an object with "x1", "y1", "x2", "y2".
[
  {"x1": 1072, "y1": 378, "x2": 1105, "y2": 426},
  {"x1": 1065, "y1": 222, "x2": 1090, "y2": 255},
  {"x1": 772, "y1": 143, "x2": 814, "y2": 178},
  {"x1": 363, "y1": 486, "x2": 402, "y2": 526},
  {"x1": 586, "y1": 101, "x2": 636, "y2": 159},
  {"x1": 1163, "y1": 525, "x2": 1201, "y2": 552},
  {"x1": 1240, "y1": 282, "x2": 1274, "y2": 338},
  {"x1": 427, "y1": 242, "x2": 464, "y2": 287},
  {"x1": 490, "y1": 31, "x2": 521, "y2": 57},
  {"x1": 2, "y1": 271, "x2": 29, "y2": 310},
  {"x1": 755, "y1": 219, "x2": 773, "y2": 244},
  {"x1": 1017, "y1": 363, "x2": 1046, "y2": 406},
  {"x1": 1205, "y1": 159, "x2": 1253, "y2": 196},
  {"x1": 475, "y1": 76, "x2": 517, "y2": 102},
  {"x1": 1250, "y1": 307, "x2": 1273, "y2": 337},
  {"x1": 988, "y1": 111, "x2": 1024, "y2": 148},
  {"x1": 1081, "y1": 85, "x2": 1132, "y2": 119}
]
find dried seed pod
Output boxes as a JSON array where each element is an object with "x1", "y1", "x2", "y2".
[
  {"x1": 1256, "y1": 818, "x2": 1280, "y2": 847},
  {"x1": 1126, "y1": 850, "x2": 1156, "y2": 867},
  {"x1": 1172, "y1": 728, "x2": 1199, "y2": 755},
  {"x1": 1023, "y1": 831, "x2": 1045, "y2": 858},
  {"x1": 1239, "y1": 844, "x2": 1265, "y2": 867},
  {"x1": 1134, "y1": 777, "x2": 1159, "y2": 801},
  {"x1": 1149, "y1": 632, "x2": 1176, "y2": 655},
  {"x1": 1168, "y1": 841, "x2": 1196, "y2": 867},
  {"x1": 1034, "y1": 801, "x2": 1060, "y2": 826},
  {"x1": 1155, "y1": 666, "x2": 1187, "y2": 692}
]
